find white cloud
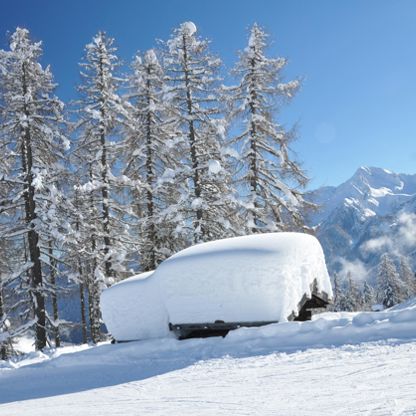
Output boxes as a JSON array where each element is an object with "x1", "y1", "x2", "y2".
[
  {"x1": 361, "y1": 211, "x2": 416, "y2": 257},
  {"x1": 397, "y1": 212, "x2": 416, "y2": 247},
  {"x1": 336, "y1": 257, "x2": 369, "y2": 281}
]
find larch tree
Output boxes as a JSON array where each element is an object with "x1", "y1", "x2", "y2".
[
  {"x1": 332, "y1": 272, "x2": 342, "y2": 311},
  {"x1": 399, "y1": 256, "x2": 415, "y2": 299},
  {"x1": 64, "y1": 178, "x2": 94, "y2": 343},
  {"x1": 362, "y1": 280, "x2": 375, "y2": 310},
  {"x1": 74, "y1": 31, "x2": 134, "y2": 341},
  {"x1": 0, "y1": 28, "x2": 69, "y2": 350},
  {"x1": 124, "y1": 49, "x2": 182, "y2": 271},
  {"x1": 377, "y1": 253, "x2": 403, "y2": 308},
  {"x1": 228, "y1": 23, "x2": 309, "y2": 233},
  {"x1": 163, "y1": 22, "x2": 238, "y2": 244}
]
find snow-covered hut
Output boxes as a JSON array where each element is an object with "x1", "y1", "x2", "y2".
[{"x1": 101, "y1": 233, "x2": 332, "y2": 341}]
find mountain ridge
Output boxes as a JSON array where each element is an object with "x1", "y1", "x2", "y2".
[{"x1": 308, "y1": 166, "x2": 416, "y2": 277}]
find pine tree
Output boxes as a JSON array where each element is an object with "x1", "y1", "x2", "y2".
[
  {"x1": 163, "y1": 22, "x2": 237, "y2": 244},
  {"x1": 228, "y1": 23, "x2": 310, "y2": 233},
  {"x1": 0, "y1": 28, "x2": 69, "y2": 350},
  {"x1": 399, "y1": 256, "x2": 415, "y2": 299},
  {"x1": 377, "y1": 253, "x2": 403, "y2": 308}
]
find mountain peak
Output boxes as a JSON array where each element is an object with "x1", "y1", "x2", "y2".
[
  {"x1": 354, "y1": 166, "x2": 394, "y2": 178},
  {"x1": 308, "y1": 167, "x2": 416, "y2": 226}
]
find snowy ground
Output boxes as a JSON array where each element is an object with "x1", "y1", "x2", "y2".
[{"x1": 1, "y1": 301, "x2": 416, "y2": 415}]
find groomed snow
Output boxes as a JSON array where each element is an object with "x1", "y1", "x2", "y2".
[
  {"x1": 101, "y1": 233, "x2": 332, "y2": 341},
  {"x1": 1, "y1": 299, "x2": 416, "y2": 415}
]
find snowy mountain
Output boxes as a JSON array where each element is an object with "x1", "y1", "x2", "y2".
[{"x1": 308, "y1": 166, "x2": 416, "y2": 276}]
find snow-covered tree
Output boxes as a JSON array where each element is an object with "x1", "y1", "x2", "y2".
[
  {"x1": 228, "y1": 24, "x2": 310, "y2": 233},
  {"x1": 399, "y1": 256, "x2": 415, "y2": 299},
  {"x1": 377, "y1": 253, "x2": 403, "y2": 308},
  {"x1": 0, "y1": 28, "x2": 69, "y2": 350},
  {"x1": 0, "y1": 241, "x2": 14, "y2": 359},
  {"x1": 73, "y1": 31, "x2": 135, "y2": 341},
  {"x1": 162, "y1": 22, "x2": 238, "y2": 244},
  {"x1": 124, "y1": 49, "x2": 182, "y2": 270},
  {"x1": 75, "y1": 31, "x2": 132, "y2": 281},
  {"x1": 337, "y1": 272, "x2": 361, "y2": 311},
  {"x1": 65, "y1": 175, "x2": 102, "y2": 343},
  {"x1": 362, "y1": 280, "x2": 375, "y2": 310},
  {"x1": 332, "y1": 272, "x2": 342, "y2": 311}
]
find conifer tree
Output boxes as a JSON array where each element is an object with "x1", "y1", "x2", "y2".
[
  {"x1": 75, "y1": 31, "x2": 132, "y2": 282},
  {"x1": 228, "y1": 24, "x2": 309, "y2": 233},
  {"x1": 362, "y1": 280, "x2": 375, "y2": 310},
  {"x1": 163, "y1": 22, "x2": 237, "y2": 244},
  {"x1": 124, "y1": 49, "x2": 182, "y2": 270},
  {"x1": 0, "y1": 28, "x2": 69, "y2": 350},
  {"x1": 332, "y1": 272, "x2": 342, "y2": 311},
  {"x1": 377, "y1": 253, "x2": 403, "y2": 308},
  {"x1": 73, "y1": 31, "x2": 136, "y2": 341},
  {"x1": 399, "y1": 256, "x2": 415, "y2": 299}
]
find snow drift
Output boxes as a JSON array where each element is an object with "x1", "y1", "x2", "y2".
[
  {"x1": 101, "y1": 271, "x2": 170, "y2": 341},
  {"x1": 101, "y1": 233, "x2": 332, "y2": 341}
]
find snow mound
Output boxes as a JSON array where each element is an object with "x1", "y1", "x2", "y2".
[
  {"x1": 101, "y1": 271, "x2": 170, "y2": 341},
  {"x1": 181, "y1": 21, "x2": 197, "y2": 36},
  {"x1": 155, "y1": 233, "x2": 332, "y2": 324},
  {"x1": 208, "y1": 159, "x2": 222, "y2": 174},
  {"x1": 227, "y1": 297, "x2": 416, "y2": 348},
  {"x1": 101, "y1": 233, "x2": 332, "y2": 341}
]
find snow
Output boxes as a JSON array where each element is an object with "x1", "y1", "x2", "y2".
[
  {"x1": 100, "y1": 271, "x2": 170, "y2": 341},
  {"x1": 156, "y1": 233, "x2": 332, "y2": 324},
  {"x1": 181, "y1": 21, "x2": 197, "y2": 36},
  {"x1": 1, "y1": 299, "x2": 416, "y2": 415},
  {"x1": 101, "y1": 233, "x2": 332, "y2": 341},
  {"x1": 369, "y1": 185, "x2": 392, "y2": 198},
  {"x1": 208, "y1": 159, "x2": 222, "y2": 174},
  {"x1": 144, "y1": 49, "x2": 158, "y2": 64},
  {"x1": 308, "y1": 166, "x2": 416, "y2": 226}
]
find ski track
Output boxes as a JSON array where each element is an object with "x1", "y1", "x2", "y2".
[{"x1": 1, "y1": 340, "x2": 416, "y2": 415}]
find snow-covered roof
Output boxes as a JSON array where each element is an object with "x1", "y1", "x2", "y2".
[{"x1": 101, "y1": 232, "x2": 332, "y2": 341}]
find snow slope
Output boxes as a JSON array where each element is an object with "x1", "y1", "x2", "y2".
[
  {"x1": 1, "y1": 298, "x2": 416, "y2": 415},
  {"x1": 1, "y1": 342, "x2": 415, "y2": 416}
]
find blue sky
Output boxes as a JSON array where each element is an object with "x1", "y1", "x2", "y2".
[{"x1": 1, "y1": 0, "x2": 416, "y2": 188}]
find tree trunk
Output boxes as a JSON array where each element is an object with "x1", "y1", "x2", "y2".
[
  {"x1": 48, "y1": 242, "x2": 60, "y2": 348},
  {"x1": 182, "y1": 35, "x2": 203, "y2": 242},
  {"x1": 21, "y1": 63, "x2": 46, "y2": 351},
  {"x1": 87, "y1": 243, "x2": 101, "y2": 344},
  {"x1": 248, "y1": 58, "x2": 260, "y2": 233},
  {"x1": 86, "y1": 272, "x2": 95, "y2": 343},
  {"x1": 144, "y1": 72, "x2": 157, "y2": 271},
  {"x1": 79, "y1": 277, "x2": 88, "y2": 344},
  {"x1": 0, "y1": 285, "x2": 8, "y2": 360},
  {"x1": 98, "y1": 53, "x2": 113, "y2": 280}
]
